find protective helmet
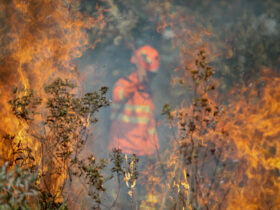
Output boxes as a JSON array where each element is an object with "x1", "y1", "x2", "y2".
[{"x1": 130, "y1": 45, "x2": 160, "y2": 72}]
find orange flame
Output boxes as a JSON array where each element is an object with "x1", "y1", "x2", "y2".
[
  {"x1": 0, "y1": 0, "x2": 104, "y2": 200},
  {"x1": 144, "y1": 2, "x2": 279, "y2": 209},
  {"x1": 219, "y1": 73, "x2": 280, "y2": 209}
]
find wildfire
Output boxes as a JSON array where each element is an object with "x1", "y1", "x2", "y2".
[
  {"x1": 143, "y1": 2, "x2": 280, "y2": 209},
  {"x1": 0, "y1": 0, "x2": 278, "y2": 209},
  {"x1": 0, "y1": 0, "x2": 104, "y2": 201},
  {"x1": 221, "y1": 74, "x2": 280, "y2": 209}
]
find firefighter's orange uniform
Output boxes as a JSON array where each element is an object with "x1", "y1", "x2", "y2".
[{"x1": 109, "y1": 45, "x2": 160, "y2": 156}]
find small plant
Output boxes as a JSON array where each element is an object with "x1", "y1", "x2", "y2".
[
  {"x1": 2, "y1": 78, "x2": 111, "y2": 209},
  {"x1": 75, "y1": 155, "x2": 107, "y2": 207},
  {"x1": 109, "y1": 148, "x2": 139, "y2": 207},
  {"x1": 0, "y1": 162, "x2": 38, "y2": 210},
  {"x1": 143, "y1": 50, "x2": 233, "y2": 210}
]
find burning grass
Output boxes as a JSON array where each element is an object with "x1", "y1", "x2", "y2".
[{"x1": 0, "y1": 0, "x2": 279, "y2": 209}]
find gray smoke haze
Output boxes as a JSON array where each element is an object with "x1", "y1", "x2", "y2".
[{"x1": 77, "y1": 0, "x2": 279, "y2": 160}]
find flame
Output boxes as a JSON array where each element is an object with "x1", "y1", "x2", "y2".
[
  {"x1": 168, "y1": 71, "x2": 280, "y2": 209},
  {"x1": 219, "y1": 74, "x2": 280, "y2": 209},
  {"x1": 144, "y1": 2, "x2": 279, "y2": 209},
  {"x1": 141, "y1": 2, "x2": 230, "y2": 208},
  {"x1": 151, "y1": 71, "x2": 280, "y2": 209},
  {"x1": 0, "y1": 0, "x2": 104, "y2": 200}
]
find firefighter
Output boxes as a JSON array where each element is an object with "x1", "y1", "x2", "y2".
[{"x1": 109, "y1": 45, "x2": 160, "y2": 156}]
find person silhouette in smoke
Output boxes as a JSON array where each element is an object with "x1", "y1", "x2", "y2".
[
  {"x1": 108, "y1": 45, "x2": 160, "y2": 207},
  {"x1": 109, "y1": 45, "x2": 160, "y2": 156}
]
